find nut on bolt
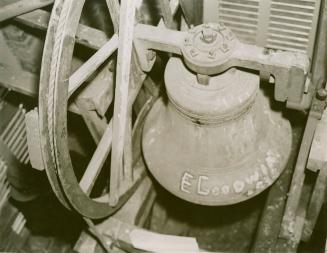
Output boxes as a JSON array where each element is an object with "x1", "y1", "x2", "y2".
[
  {"x1": 316, "y1": 88, "x2": 327, "y2": 101},
  {"x1": 201, "y1": 27, "x2": 217, "y2": 44}
]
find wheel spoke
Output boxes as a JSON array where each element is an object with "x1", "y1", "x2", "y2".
[
  {"x1": 159, "y1": 0, "x2": 176, "y2": 29},
  {"x1": 75, "y1": 100, "x2": 107, "y2": 144},
  {"x1": 105, "y1": 0, "x2": 120, "y2": 33},
  {"x1": 68, "y1": 34, "x2": 118, "y2": 97},
  {"x1": 110, "y1": 0, "x2": 137, "y2": 205},
  {"x1": 123, "y1": 114, "x2": 133, "y2": 182},
  {"x1": 0, "y1": 0, "x2": 54, "y2": 22},
  {"x1": 79, "y1": 120, "x2": 113, "y2": 195}
]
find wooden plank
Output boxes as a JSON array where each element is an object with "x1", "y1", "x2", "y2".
[
  {"x1": 302, "y1": 169, "x2": 327, "y2": 241},
  {"x1": 159, "y1": 0, "x2": 176, "y2": 29},
  {"x1": 170, "y1": 0, "x2": 180, "y2": 16},
  {"x1": 0, "y1": 31, "x2": 21, "y2": 68},
  {"x1": 311, "y1": 0, "x2": 327, "y2": 84},
  {"x1": 110, "y1": 0, "x2": 137, "y2": 205},
  {"x1": 0, "y1": 63, "x2": 38, "y2": 97},
  {"x1": 25, "y1": 109, "x2": 44, "y2": 171},
  {"x1": 75, "y1": 100, "x2": 107, "y2": 144},
  {"x1": 75, "y1": 66, "x2": 114, "y2": 117},
  {"x1": 79, "y1": 120, "x2": 113, "y2": 195},
  {"x1": 0, "y1": 0, "x2": 54, "y2": 22},
  {"x1": 105, "y1": 0, "x2": 120, "y2": 33},
  {"x1": 75, "y1": 176, "x2": 155, "y2": 253},
  {"x1": 179, "y1": 0, "x2": 203, "y2": 25},
  {"x1": 123, "y1": 114, "x2": 133, "y2": 182},
  {"x1": 15, "y1": 9, "x2": 108, "y2": 50},
  {"x1": 68, "y1": 34, "x2": 118, "y2": 97},
  {"x1": 134, "y1": 24, "x2": 186, "y2": 55},
  {"x1": 280, "y1": 112, "x2": 320, "y2": 239}
]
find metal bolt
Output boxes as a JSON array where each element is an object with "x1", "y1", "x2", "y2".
[
  {"x1": 316, "y1": 88, "x2": 327, "y2": 101},
  {"x1": 201, "y1": 28, "x2": 217, "y2": 44},
  {"x1": 197, "y1": 74, "x2": 210, "y2": 85}
]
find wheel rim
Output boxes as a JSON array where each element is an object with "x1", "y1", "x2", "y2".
[{"x1": 39, "y1": 0, "x2": 146, "y2": 219}]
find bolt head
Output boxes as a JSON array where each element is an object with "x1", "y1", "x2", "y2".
[
  {"x1": 316, "y1": 88, "x2": 327, "y2": 101},
  {"x1": 201, "y1": 28, "x2": 217, "y2": 44}
]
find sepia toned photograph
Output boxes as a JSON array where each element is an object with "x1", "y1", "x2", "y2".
[{"x1": 0, "y1": 0, "x2": 326, "y2": 252}]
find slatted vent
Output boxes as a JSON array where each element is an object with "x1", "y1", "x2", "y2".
[
  {"x1": 0, "y1": 104, "x2": 29, "y2": 165},
  {"x1": 267, "y1": 0, "x2": 316, "y2": 53},
  {"x1": 216, "y1": 0, "x2": 321, "y2": 57},
  {"x1": 218, "y1": 0, "x2": 259, "y2": 44}
]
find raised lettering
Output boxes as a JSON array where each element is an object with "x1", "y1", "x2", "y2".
[
  {"x1": 197, "y1": 175, "x2": 210, "y2": 196},
  {"x1": 180, "y1": 172, "x2": 194, "y2": 193},
  {"x1": 247, "y1": 189, "x2": 254, "y2": 196},
  {"x1": 211, "y1": 186, "x2": 220, "y2": 196},
  {"x1": 233, "y1": 180, "x2": 245, "y2": 193},
  {"x1": 245, "y1": 171, "x2": 259, "y2": 185}
]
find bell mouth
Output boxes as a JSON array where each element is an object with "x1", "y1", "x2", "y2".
[{"x1": 142, "y1": 95, "x2": 292, "y2": 206}]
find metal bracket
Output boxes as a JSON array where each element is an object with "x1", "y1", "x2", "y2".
[{"x1": 134, "y1": 23, "x2": 310, "y2": 110}]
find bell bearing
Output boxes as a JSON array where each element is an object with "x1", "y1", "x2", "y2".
[
  {"x1": 142, "y1": 57, "x2": 292, "y2": 206},
  {"x1": 181, "y1": 23, "x2": 238, "y2": 75}
]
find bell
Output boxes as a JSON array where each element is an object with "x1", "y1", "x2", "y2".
[{"x1": 142, "y1": 57, "x2": 292, "y2": 206}]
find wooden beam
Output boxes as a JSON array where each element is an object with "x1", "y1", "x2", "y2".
[
  {"x1": 159, "y1": 0, "x2": 176, "y2": 29},
  {"x1": 110, "y1": 0, "x2": 137, "y2": 205},
  {"x1": 179, "y1": 0, "x2": 203, "y2": 26},
  {"x1": 0, "y1": 0, "x2": 54, "y2": 23},
  {"x1": 134, "y1": 24, "x2": 185, "y2": 55},
  {"x1": 105, "y1": 0, "x2": 120, "y2": 33},
  {"x1": 15, "y1": 9, "x2": 108, "y2": 50},
  {"x1": 68, "y1": 34, "x2": 118, "y2": 97},
  {"x1": 0, "y1": 63, "x2": 38, "y2": 97},
  {"x1": 74, "y1": 176, "x2": 155, "y2": 253},
  {"x1": 79, "y1": 120, "x2": 113, "y2": 195}
]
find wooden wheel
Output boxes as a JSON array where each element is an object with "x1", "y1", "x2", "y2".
[{"x1": 39, "y1": 0, "x2": 148, "y2": 219}]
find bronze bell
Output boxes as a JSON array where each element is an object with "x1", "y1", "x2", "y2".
[{"x1": 142, "y1": 57, "x2": 292, "y2": 205}]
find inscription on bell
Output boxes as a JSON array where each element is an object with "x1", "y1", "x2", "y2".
[{"x1": 180, "y1": 162, "x2": 278, "y2": 198}]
